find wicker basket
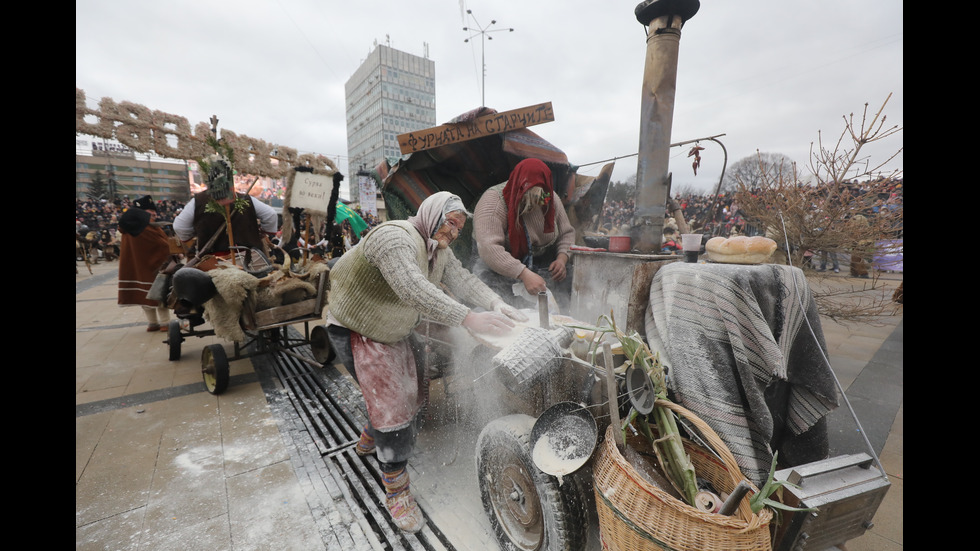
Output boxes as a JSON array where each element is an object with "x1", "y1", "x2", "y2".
[{"x1": 593, "y1": 399, "x2": 773, "y2": 551}]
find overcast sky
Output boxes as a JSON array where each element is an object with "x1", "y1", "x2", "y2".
[{"x1": 76, "y1": 0, "x2": 903, "y2": 195}]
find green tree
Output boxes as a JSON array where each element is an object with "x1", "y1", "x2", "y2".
[{"x1": 87, "y1": 170, "x2": 108, "y2": 200}]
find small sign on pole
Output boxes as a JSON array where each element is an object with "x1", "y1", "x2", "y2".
[
  {"x1": 287, "y1": 171, "x2": 332, "y2": 216},
  {"x1": 358, "y1": 174, "x2": 377, "y2": 218}
]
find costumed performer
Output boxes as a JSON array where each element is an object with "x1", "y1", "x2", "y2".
[
  {"x1": 472, "y1": 158, "x2": 576, "y2": 311},
  {"x1": 324, "y1": 191, "x2": 527, "y2": 534},
  {"x1": 117, "y1": 196, "x2": 172, "y2": 331},
  {"x1": 172, "y1": 159, "x2": 278, "y2": 257}
]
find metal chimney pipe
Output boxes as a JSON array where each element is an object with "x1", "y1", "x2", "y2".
[{"x1": 631, "y1": 0, "x2": 699, "y2": 253}]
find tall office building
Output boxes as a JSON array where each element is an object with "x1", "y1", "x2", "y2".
[{"x1": 345, "y1": 43, "x2": 436, "y2": 205}]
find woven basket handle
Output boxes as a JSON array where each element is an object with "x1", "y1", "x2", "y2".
[{"x1": 654, "y1": 398, "x2": 762, "y2": 524}]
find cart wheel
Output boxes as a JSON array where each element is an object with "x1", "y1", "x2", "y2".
[
  {"x1": 309, "y1": 325, "x2": 336, "y2": 366},
  {"x1": 202, "y1": 344, "x2": 229, "y2": 395},
  {"x1": 476, "y1": 414, "x2": 587, "y2": 551},
  {"x1": 167, "y1": 320, "x2": 183, "y2": 361}
]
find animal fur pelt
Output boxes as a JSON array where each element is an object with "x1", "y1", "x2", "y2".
[
  {"x1": 255, "y1": 278, "x2": 316, "y2": 311},
  {"x1": 255, "y1": 260, "x2": 330, "y2": 311},
  {"x1": 203, "y1": 260, "x2": 331, "y2": 343},
  {"x1": 892, "y1": 281, "x2": 903, "y2": 304},
  {"x1": 204, "y1": 267, "x2": 259, "y2": 343},
  {"x1": 306, "y1": 261, "x2": 331, "y2": 312}
]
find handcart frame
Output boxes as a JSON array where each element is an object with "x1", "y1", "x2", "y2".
[{"x1": 166, "y1": 269, "x2": 332, "y2": 395}]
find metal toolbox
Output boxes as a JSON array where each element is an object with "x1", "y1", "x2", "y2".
[{"x1": 772, "y1": 453, "x2": 891, "y2": 551}]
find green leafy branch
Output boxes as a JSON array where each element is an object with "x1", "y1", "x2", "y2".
[
  {"x1": 572, "y1": 313, "x2": 699, "y2": 507},
  {"x1": 204, "y1": 196, "x2": 249, "y2": 222},
  {"x1": 572, "y1": 315, "x2": 819, "y2": 519},
  {"x1": 196, "y1": 135, "x2": 236, "y2": 176},
  {"x1": 749, "y1": 452, "x2": 817, "y2": 516}
]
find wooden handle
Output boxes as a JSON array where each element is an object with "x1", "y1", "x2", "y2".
[{"x1": 603, "y1": 342, "x2": 624, "y2": 447}]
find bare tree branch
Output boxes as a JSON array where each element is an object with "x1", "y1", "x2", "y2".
[{"x1": 734, "y1": 96, "x2": 903, "y2": 323}]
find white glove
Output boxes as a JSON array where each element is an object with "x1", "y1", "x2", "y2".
[{"x1": 492, "y1": 299, "x2": 530, "y2": 322}]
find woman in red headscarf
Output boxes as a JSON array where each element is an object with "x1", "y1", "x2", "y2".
[{"x1": 472, "y1": 158, "x2": 576, "y2": 311}]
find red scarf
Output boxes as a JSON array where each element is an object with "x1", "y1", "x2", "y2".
[{"x1": 502, "y1": 158, "x2": 555, "y2": 261}]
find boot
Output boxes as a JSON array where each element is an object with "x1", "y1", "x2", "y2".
[
  {"x1": 381, "y1": 467, "x2": 425, "y2": 534},
  {"x1": 355, "y1": 425, "x2": 376, "y2": 456}
]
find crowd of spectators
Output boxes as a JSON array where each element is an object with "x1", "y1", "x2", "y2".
[
  {"x1": 77, "y1": 197, "x2": 383, "y2": 233},
  {"x1": 76, "y1": 196, "x2": 383, "y2": 265},
  {"x1": 598, "y1": 198, "x2": 635, "y2": 234},
  {"x1": 78, "y1": 177, "x2": 901, "y2": 265},
  {"x1": 76, "y1": 197, "x2": 184, "y2": 233},
  {"x1": 598, "y1": 192, "x2": 750, "y2": 237},
  {"x1": 599, "y1": 177, "x2": 903, "y2": 240}
]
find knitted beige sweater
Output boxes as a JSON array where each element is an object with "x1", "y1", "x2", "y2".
[
  {"x1": 473, "y1": 183, "x2": 576, "y2": 278},
  {"x1": 328, "y1": 221, "x2": 500, "y2": 344}
]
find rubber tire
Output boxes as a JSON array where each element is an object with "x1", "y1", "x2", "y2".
[
  {"x1": 476, "y1": 414, "x2": 587, "y2": 551},
  {"x1": 202, "y1": 344, "x2": 229, "y2": 395},
  {"x1": 167, "y1": 320, "x2": 183, "y2": 361}
]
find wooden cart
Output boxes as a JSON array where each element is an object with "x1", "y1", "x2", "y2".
[{"x1": 165, "y1": 268, "x2": 332, "y2": 395}]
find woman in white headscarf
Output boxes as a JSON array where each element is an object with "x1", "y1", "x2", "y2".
[{"x1": 325, "y1": 191, "x2": 525, "y2": 534}]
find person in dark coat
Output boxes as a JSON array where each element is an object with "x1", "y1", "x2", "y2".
[{"x1": 118, "y1": 196, "x2": 173, "y2": 331}]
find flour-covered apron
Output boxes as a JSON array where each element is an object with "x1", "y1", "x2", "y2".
[{"x1": 350, "y1": 332, "x2": 423, "y2": 432}]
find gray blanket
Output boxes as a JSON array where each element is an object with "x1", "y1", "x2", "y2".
[{"x1": 644, "y1": 262, "x2": 839, "y2": 485}]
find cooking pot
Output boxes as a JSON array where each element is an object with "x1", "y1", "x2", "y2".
[
  {"x1": 582, "y1": 235, "x2": 610, "y2": 249},
  {"x1": 530, "y1": 401, "x2": 598, "y2": 477},
  {"x1": 608, "y1": 235, "x2": 631, "y2": 252}
]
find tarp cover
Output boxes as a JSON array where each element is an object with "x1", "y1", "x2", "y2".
[{"x1": 381, "y1": 107, "x2": 571, "y2": 219}]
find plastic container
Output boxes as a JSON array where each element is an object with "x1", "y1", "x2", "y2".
[{"x1": 571, "y1": 330, "x2": 591, "y2": 361}]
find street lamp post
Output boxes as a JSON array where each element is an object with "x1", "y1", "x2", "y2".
[{"x1": 462, "y1": 9, "x2": 513, "y2": 107}]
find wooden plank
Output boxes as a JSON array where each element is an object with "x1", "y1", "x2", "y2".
[
  {"x1": 254, "y1": 299, "x2": 318, "y2": 328},
  {"x1": 396, "y1": 102, "x2": 554, "y2": 154}
]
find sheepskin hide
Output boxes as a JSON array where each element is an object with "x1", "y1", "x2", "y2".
[
  {"x1": 307, "y1": 261, "x2": 331, "y2": 312},
  {"x1": 203, "y1": 261, "x2": 331, "y2": 342},
  {"x1": 256, "y1": 278, "x2": 316, "y2": 311},
  {"x1": 204, "y1": 267, "x2": 259, "y2": 343}
]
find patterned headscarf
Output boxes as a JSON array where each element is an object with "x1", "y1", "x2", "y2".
[
  {"x1": 408, "y1": 191, "x2": 467, "y2": 266},
  {"x1": 502, "y1": 158, "x2": 555, "y2": 262}
]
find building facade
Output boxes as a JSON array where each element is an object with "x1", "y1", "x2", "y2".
[
  {"x1": 76, "y1": 136, "x2": 191, "y2": 203},
  {"x1": 345, "y1": 43, "x2": 436, "y2": 204}
]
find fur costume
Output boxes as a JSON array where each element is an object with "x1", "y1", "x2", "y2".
[{"x1": 118, "y1": 215, "x2": 171, "y2": 308}]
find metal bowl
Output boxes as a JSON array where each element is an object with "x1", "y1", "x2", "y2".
[
  {"x1": 530, "y1": 401, "x2": 598, "y2": 476},
  {"x1": 583, "y1": 235, "x2": 610, "y2": 249}
]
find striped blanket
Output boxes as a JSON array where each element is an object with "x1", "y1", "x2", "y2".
[{"x1": 644, "y1": 262, "x2": 839, "y2": 485}]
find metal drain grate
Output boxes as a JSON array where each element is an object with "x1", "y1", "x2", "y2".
[
  {"x1": 269, "y1": 346, "x2": 365, "y2": 455},
  {"x1": 255, "y1": 334, "x2": 459, "y2": 551}
]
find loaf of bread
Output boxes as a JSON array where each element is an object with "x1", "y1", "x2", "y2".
[{"x1": 705, "y1": 236, "x2": 777, "y2": 264}]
